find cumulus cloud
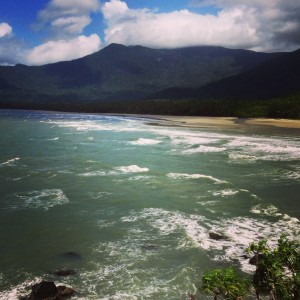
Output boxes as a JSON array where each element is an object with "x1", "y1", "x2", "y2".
[
  {"x1": 101, "y1": 0, "x2": 300, "y2": 52},
  {"x1": 26, "y1": 34, "x2": 101, "y2": 65},
  {"x1": 18, "y1": 0, "x2": 103, "y2": 65},
  {"x1": 0, "y1": 22, "x2": 12, "y2": 38},
  {"x1": 0, "y1": 23, "x2": 27, "y2": 65},
  {"x1": 0, "y1": 1, "x2": 103, "y2": 65},
  {"x1": 189, "y1": 0, "x2": 300, "y2": 51},
  {"x1": 37, "y1": 0, "x2": 100, "y2": 37},
  {"x1": 101, "y1": 0, "x2": 260, "y2": 50}
]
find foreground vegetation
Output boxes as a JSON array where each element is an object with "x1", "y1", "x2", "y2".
[
  {"x1": 200, "y1": 235, "x2": 300, "y2": 299},
  {"x1": 0, "y1": 92, "x2": 299, "y2": 119}
]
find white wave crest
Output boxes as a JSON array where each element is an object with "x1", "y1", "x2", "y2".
[
  {"x1": 251, "y1": 204, "x2": 284, "y2": 217},
  {"x1": 122, "y1": 207, "x2": 300, "y2": 273},
  {"x1": 0, "y1": 157, "x2": 20, "y2": 167},
  {"x1": 171, "y1": 136, "x2": 221, "y2": 146},
  {"x1": 0, "y1": 277, "x2": 43, "y2": 300},
  {"x1": 46, "y1": 120, "x2": 114, "y2": 131},
  {"x1": 79, "y1": 171, "x2": 106, "y2": 177},
  {"x1": 130, "y1": 138, "x2": 162, "y2": 145},
  {"x1": 167, "y1": 172, "x2": 227, "y2": 184},
  {"x1": 213, "y1": 189, "x2": 239, "y2": 197},
  {"x1": 115, "y1": 165, "x2": 149, "y2": 173},
  {"x1": 16, "y1": 189, "x2": 69, "y2": 211},
  {"x1": 285, "y1": 171, "x2": 300, "y2": 180},
  {"x1": 183, "y1": 146, "x2": 226, "y2": 154},
  {"x1": 47, "y1": 137, "x2": 59, "y2": 141},
  {"x1": 228, "y1": 137, "x2": 300, "y2": 161}
]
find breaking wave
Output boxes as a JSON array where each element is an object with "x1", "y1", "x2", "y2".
[
  {"x1": 130, "y1": 138, "x2": 162, "y2": 145},
  {"x1": 0, "y1": 157, "x2": 20, "y2": 167},
  {"x1": 16, "y1": 189, "x2": 69, "y2": 211},
  {"x1": 122, "y1": 207, "x2": 300, "y2": 273},
  {"x1": 115, "y1": 165, "x2": 149, "y2": 173},
  {"x1": 167, "y1": 172, "x2": 227, "y2": 184}
]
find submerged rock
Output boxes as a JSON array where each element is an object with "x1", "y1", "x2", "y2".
[
  {"x1": 141, "y1": 244, "x2": 158, "y2": 250},
  {"x1": 209, "y1": 232, "x2": 225, "y2": 240},
  {"x1": 20, "y1": 281, "x2": 75, "y2": 300},
  {"x1": 61, "y1": 252, "x2": 82, "y2": 260},
  {"x1": 53, "y1": 269, "x2": 77, "y2": 276}
]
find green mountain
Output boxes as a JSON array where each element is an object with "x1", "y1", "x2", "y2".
[
  {"x1": 197, "y1": 48, "x2": 300, "y2": 100},
  {"x1": 0, "y1": 43, "x2": 282, "y2": 107},
  {"x1": 146, "y1": 48, "x2": 300, "y2": 118},
  {"x1": 1, "y1": 43, "x2": 298, "y2": 118}
]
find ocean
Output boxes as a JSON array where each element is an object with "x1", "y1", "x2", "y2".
[{"x1": 0, "y1": 109, "x2": 299, "y2": 299}]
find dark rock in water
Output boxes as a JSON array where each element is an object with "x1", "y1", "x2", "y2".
[
  {"x1": 209, "y1": 232, "x2": 225, "y2": 240},
  {"x1": 141, "y1": 244, "x2": 158, "y2": 250},
  {"x1": 57, "y1": 286, "x2": 75, "y2": 297},
  {"x1": 31, "y1": 281, "x2": 58, "y2": 299},
  {"x1": 61, "y1": 252, "x2": 82, "y2": 260},
  {"x1": 20, "y1": 281, "x2": 75, "y2": 299},
  {"x1": 54, "y1": 269, "x2": 77, "y2": 276},
  {"x1": 249, "y1": 254, "x2": 264, "y2": 265}
]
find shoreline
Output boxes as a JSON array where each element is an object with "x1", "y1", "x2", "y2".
[
  {"x1": 1, "y1": 109, "x2": 300, "y2": 130},
  {"x1": 107, "y1": 113, "x2": 300, "y2": 130}
]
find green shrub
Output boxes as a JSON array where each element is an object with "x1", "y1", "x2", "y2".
[{"x1": 200, "y1": 235, "x2": 300, "y2": 300}]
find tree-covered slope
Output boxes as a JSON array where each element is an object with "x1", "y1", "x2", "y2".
[
  {"x1": 191, "y1": 48, "x2": 300, "y2": 101},
  {"x1": 0, "y1": 43, "x2": 282, "y2": 102}
]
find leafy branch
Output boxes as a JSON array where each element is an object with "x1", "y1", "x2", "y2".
[{"x1": 200, "y1": 235, "x2": 300, "y2": 300}]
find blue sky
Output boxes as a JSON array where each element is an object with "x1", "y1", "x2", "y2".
[{"x1": 1, "y1": 0, "x2": 300, "y2": 65}]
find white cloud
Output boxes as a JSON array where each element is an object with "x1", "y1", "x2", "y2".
[
  {"x1": 102, "y1": 0, "x2": 129, "y2": 19},
  {"x1": 48, "y1": 0, "x2": 99, "y2": 14},
  {"x1": 38, "y1": 0, "x2": 100, "y2": 37},
  {"x1": 190, "y1": 0, "x2": 300, "y2": 51},
  {"x1": 0, "y1": 22, "x2": 12, "y2": 38},
  {"x1": 26, "y1": 34, "x2": 101, "y2": 65},
  {"x1": 14, "y1": 0, "x2": 103, "y2": 65},
  {"x1": 100, "y1": 0, "x2": 300, "y2": 52},
  {"x1": 102, "y1": 1, "x2": 260, "y2": 50},
  {"x1": 50, "y1": 15, "x2": 91, "y2": 34},
  {"x1": 0, "y1": 23, "x2": 27, "y2": 65}
]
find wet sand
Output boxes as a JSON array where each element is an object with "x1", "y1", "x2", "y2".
[{"x1": 112, "y1": 114, "x2": 300, "y2": 130}]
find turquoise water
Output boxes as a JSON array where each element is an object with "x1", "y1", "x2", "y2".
[{"x1": 0, "y1": 109, "x2": 299, "y2": 299}]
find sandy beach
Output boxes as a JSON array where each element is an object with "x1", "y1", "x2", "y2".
[
  {"x1": 112, "y1": 114, "x2": 300, "y2": 130},
  {"x1": 243, "y1": 118, "x2": 300, "y2": 129}
]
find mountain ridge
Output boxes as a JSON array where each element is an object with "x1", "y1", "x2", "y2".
[
  {"x1": 0, "y1": 43, "x2": 283, "y2": 100},
  {"x1": 0, "y1": 43, "x2": 299, "y2": 118}
]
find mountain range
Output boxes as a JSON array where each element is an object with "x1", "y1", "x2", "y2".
[{"x1": 0, "y1": 43, "x2": 299, "y2": 117}]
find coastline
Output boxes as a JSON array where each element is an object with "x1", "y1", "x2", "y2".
[
  {"x1": 108, "y1": 114, "x2": 300, "y2": 130},
  {"x1": 1, "y1": 109, "x2": 300, "y2": 130}
]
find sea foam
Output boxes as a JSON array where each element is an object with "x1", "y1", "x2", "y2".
[
  {"x1": 115, "y1": 165, "x2": 149, "y2": 173},
  {"x1": 0, "y1": 157, "x2": 20, "y2": 167},
  {"x1": 167, "y1": 172, "x2": 227, "y2": 184},
  {"x1": 227, "y1": 136, "x2": 300, "y2": 162},
  {"x1": 213, "y1": 189, "x2": 240, "y2": 197},
  {"x1": 0, "y1": 276, "x2": 43, "y2": 300},
  {"x1": 130, "y1": 138, "x2": 162, "y2": 145},
  {"x1": 16, "y1": 189, "x2": 69, "y2": 211},
  {"x1": 122, "y1": 207, "x2": 300, "y2": 273}
]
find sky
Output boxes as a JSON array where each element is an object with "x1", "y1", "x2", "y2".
[{"x1": 1, "y1": 0, "x2": 300, "y2": 66}]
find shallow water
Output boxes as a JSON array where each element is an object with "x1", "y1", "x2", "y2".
[{"x1": 0, "y1": 110, "x2": 299, "y2": 299}]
